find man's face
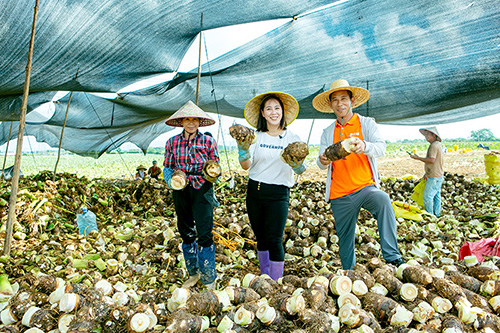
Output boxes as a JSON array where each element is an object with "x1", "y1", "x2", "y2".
[
  {"x1": 424, "y1": 131, "x2": 436, "y2": 143},
  {"x1": 329, "y1": 90, "x2": 354, "y2": 119}
]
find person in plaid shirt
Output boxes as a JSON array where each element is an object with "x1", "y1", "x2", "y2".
[{"x1": 163, "y1": 101, "x2": 220, "y2": 289}]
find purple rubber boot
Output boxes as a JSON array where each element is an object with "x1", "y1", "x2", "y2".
[
  {"x1": 257, "y1": 250, "x2": 270, "y2": 276},
  {"x1": 269, "y1": 260, "x2": 284, "y2": 281}
]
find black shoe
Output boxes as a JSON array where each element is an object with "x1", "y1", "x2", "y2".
[{"x1": 387, "y1": 258, "x2": 406, "y2": 267}]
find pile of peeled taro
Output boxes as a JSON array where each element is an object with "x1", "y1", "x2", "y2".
[{"x1": 0, "y1": 170, "x2": 500, "y2": 332}]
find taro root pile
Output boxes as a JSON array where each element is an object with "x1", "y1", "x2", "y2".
[{"x1": 0, "y1": 170, "x2": 499, "y2": 332}]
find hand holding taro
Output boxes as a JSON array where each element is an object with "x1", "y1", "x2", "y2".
[
  {"x1": 281, "y1": 142, "x2": 309, "y2": 174},
  {"x1": 229, "y1": 124, "x2": 257, "y2": 161},
  {"x1": 320, "y1": 137, "x2": 365, "y2": 165}
]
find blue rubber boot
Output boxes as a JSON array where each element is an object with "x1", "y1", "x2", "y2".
[
  {"x1": 181, "y1": 241, "x2": 200, "y2": 288},
  {"x1": 269, "y1": 260, "x2": 284, "y2": 281},
  {"x1": 198, "y1": 243, "x2": 217, "y2": 287},
  {"x1": 258, "y1": 250, "x2": 270, "y2": 276}
]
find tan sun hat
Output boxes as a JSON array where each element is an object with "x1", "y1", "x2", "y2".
[
  {"x1": 419, "y1": 126, "x2": 442, "y2": 142},
  {"x1": 312, "y1": 79, "x2": 370, "y2": 113},
  {"x1": 136, "y1": 165, "x2": 147, "y2": 171},
  {"x1": 165, "y1": 100, "x2": 215, "y2": 127},
  {"x1": 244, "y1": 92, "x2": 299, "y2": 128}
]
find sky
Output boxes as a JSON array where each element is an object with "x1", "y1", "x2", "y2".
[{"x1": 2, "y1": 16, "x2": 500, "y2": 153}]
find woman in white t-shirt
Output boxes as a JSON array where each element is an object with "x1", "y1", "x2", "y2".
[{"x1": 236, "y1": 92, "x2": 307, "y2": 280}]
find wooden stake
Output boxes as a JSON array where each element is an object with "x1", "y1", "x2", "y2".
[
  {"x1": 3, "y1": 0, "x2": 40, "y2": 256},
  {"x1": 1, "y1": 121, "x2": 14, "y2": 178}
]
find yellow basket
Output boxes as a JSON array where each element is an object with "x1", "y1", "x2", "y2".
[{"x1": 484, "y1": 152, "x2": 500, "y2": 185}]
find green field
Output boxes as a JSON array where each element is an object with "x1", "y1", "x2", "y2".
[{"x1": 2, "y1": 140, "x2": 498, "y2": 179}]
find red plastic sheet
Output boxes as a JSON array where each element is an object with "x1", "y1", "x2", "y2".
[{"x1": 459, "y1": 237, "x2": 500, "y2": 262}]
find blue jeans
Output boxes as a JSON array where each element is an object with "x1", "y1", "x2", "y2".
[{"x1": 423, "y1": 176, "x2": 444, "y2": 217}]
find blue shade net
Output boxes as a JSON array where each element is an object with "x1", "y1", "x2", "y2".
[{"x1": 1, "y1": 0, "x2": 499, "y2": 156}]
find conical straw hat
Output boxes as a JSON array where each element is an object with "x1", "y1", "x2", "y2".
[
  {"x1": 312, "y1": 79, "x2": 370, "y2": 113},
  {"x1": 165, "y1": 100, "x2": 215, "y2": 127},
  {"x1": 244, "y1": 92, "x2": 299, "y2": 128},
  {"x1": 419, "y1": 126, "x2": 442, "y2": 141}
]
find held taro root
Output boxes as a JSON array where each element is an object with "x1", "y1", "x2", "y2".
[
  {"x1": 203, "y1": 160, "x2": 221, "y2": 183},
  {"x1": 324, "y1": 137, "x2": 355, "y2": 161},
  {"x1": 170, "y1": 170, "x2": 188, "y2": 190},
  {"x1": 229, "y1": 124, "x2": 256, "y2": 149},
  {"x1": 280, "y1": 142, "x2": 309, "y2": 166}
]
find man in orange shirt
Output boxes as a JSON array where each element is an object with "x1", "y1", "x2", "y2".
[{"x1": 313, "y1": 79, "x2": 404, "y2": 270}]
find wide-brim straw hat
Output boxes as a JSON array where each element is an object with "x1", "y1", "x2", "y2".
[
  {"x1": 165, "y1": 100, "x2": 215, "y2": 127},
  {"x1": 244, "y1": 92, "x2": 299, "y2": 128},
  {"x1": 419, "y1": 126, "x2": 442, "y2": 142},
  {"x1": 312, "y1": 79, "x2": 370, "y2": 113},
  {"x1": 136, "y1": 165, "x2": 147, "y2": 171}
]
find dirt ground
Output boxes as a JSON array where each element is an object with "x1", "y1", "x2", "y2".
[
  {"x1": 378, "y1": 150, "x2": 489, "y2": 179},
  {"x1": 300, "y1": 149, "x2": 491, "y2": 182}
]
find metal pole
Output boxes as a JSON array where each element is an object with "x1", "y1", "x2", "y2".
[
  {"x1": 3, "y1": 0, "x2": 39, "y2": 256},
  {"x1": 306, "y1": 119, "x2": 315, "y2": 145},
  {"x1": 366, "y1": 80, "x2": 369, "y2": 117},
  {"x1": 195, "y1": 13, "x2": 203, "y2": 105},
  {"x1": 296, "y1": 119, "x2": 316, "y2": 184},
  {"x1": 1, "y1": 121, "x2": 14, "y2": 178}
]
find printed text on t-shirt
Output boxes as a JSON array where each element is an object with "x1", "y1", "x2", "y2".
[{"x1": 260, "y1": 143, "x2": 284, "y2": 149}]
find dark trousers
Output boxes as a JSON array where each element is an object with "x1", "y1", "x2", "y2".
[
  {"x1": 330, "y1": 185, "x2": 401, "y2": 270},
  {"x1": 246, "y1": 179, "x2": 289, "y2": 261},
  {"x1": 172, "y1": 181, "x2": 214, "y2": 247}
]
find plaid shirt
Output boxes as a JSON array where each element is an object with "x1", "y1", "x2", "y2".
[{"x1": 164, "y1": 131, "x2": 220, "y2": 189}]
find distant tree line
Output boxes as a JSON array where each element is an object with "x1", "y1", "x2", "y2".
[
  {"x1": 469, "y1": 128, "x2": 497, "y2": 141},
  {"x1": 396, "y1": 128, "x2": 498, "y2": 143}
]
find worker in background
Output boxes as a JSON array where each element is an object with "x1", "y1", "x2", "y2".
[
  {"x1": 135, "y1": 165, "x2": 147, "y2": 180},
  {"x1": 148, "y1": 160, "x2": 162, "y2": 179},
  {"x1": 409, "y1": 126, "x2": 444, "y2": 217}
]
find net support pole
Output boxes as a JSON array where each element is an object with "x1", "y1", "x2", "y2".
[
  {"x1": 52, "y1": 91, "x2": 74, "y2": 182},
  {"x1": 52, "y1": 69, "x2": 78, "y2": 182},
  {"x1": 295, "y1": 119, "x2": 316, "y2": 184},
  {"x1": 366, "y1": 80, "x2": 370, "y2": 117},
  {"x1": 1, "y1": 121, "x2": 14, "y2": 178},
  {"x1": 3, "y1": 0, "x2": 40, "y2": 256},
  {"x1": 195, "y1": 13, "x2": 203, "y2": 106},
  {"x1": 306, "y1": 119, "x2": 315, "y2": 145}
]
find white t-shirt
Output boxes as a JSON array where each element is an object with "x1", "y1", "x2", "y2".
[{"x1": 248, "y1": 130, "x2": 304, "y2": 187}]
